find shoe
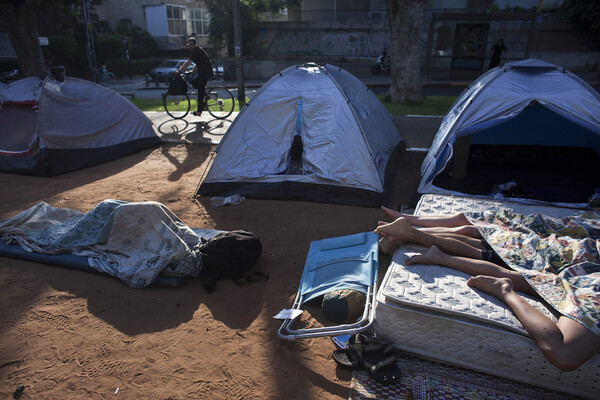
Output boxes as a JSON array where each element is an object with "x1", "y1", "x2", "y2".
[
  {"x1": 192, "y1": 110, "x2": 202, "y2": 116},
  {"x1": 332, "y1": 332, "x2": 400, "y2": 384}
]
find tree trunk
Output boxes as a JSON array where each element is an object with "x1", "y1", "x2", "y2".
[
  {"x1": 0, "y1": 0, "x2": 46, "y2": 78},
  {"x1": 386, "y1": 0, "x2": 424, "y2": 104}
]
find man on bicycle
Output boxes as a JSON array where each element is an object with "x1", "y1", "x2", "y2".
[{"x1": 177, "y1": 37, "x2": 213, "y2": 116}]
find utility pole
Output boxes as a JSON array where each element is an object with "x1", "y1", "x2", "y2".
[{"x1": 232, "y1": 0, "x2": 245, "y2": 102}]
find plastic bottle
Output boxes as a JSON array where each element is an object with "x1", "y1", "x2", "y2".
[
  {"x1": 589, "y1": 189, "x2": 600, "y2": 212},
  {"x1": 210, "y1": 194, "x2": 244, "y2": 207}
]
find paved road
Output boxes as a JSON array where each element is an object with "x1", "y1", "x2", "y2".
[{"x1": 107, "y1": 73, "x2": 467, "y2": 101}]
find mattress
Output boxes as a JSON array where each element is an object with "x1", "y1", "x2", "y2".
[{"x1": 374, "y1": 194, "x2": 600, "y2": 399}]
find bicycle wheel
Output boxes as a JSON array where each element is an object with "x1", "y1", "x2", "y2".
[
  {"x1": 163, "y1": 92, "x2": 190, "y2": 119},
  {"x1": 206, "y1": 86, "x2": 234, "y2": 119},
  {"x1": 105, "y1": 72, "x2": 116, "y2": 83}
]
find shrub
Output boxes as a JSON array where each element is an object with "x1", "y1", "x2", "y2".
[
  {"x1": 96, "y1": 34, "x2": 126, "y2": 66},
  {"x1": 44, "y1": 35, "x2": 86, "y2": 77},
  {"x1": 105, "y1": 58, "x2": 164, "y2": 77}
]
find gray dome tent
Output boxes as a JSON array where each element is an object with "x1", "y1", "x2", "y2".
[
  {"x1": 0, "y1": 77, "x2": 162, "y2": 176},
  {"x1": 419, "y1": 59, "x2": 600, "y2": 206},
  {"x1": 196, "y1": 63, "x2": 405, "y2": 207}
]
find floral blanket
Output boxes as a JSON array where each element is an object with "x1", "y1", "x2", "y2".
[
  {"x1": 465, "y1": 210, "x2": 600, "y2": 336},
  {"x1": 0, "y1": 200, "x2": 203, "y2": 288}
]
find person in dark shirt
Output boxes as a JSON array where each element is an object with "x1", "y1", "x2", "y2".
[
  {"x1": 177, "y1": 37, "x2": 213, "y2": 116},
  {"x1": 489, "y1": 38, "x2": 507, "y2": 69}
]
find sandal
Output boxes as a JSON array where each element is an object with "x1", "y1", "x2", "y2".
[
  {"x1": 332, "y1": 348, "x2": 361, "y2": 369},
  {"x1": 332, "y1": 332, "x2": 401, "y2": 384}
]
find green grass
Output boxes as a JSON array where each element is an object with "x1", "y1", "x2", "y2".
[
  {"x1": 379, "y1": 95, "x2": 457, "y2": 116},
  {"x1": 130, "y1": 97, "x2": 244, "y2": 112}
]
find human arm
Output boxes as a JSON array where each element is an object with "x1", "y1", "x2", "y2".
[{"x1": 176, "y1": 59, "x2": 192, "y2": 75}]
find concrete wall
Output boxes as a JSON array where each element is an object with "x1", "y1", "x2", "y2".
[
  {"x1": 257, "y1": 20, "x2": 390, "y2": 64},
  {"x1": 222, "y1": 59, "x2": 374, "y2": 81},
  {"x1": 425, "y1": 11, "x2": 599, "y2": 79},
  {"x1": 252, "y1": 10, "x2": 598, "y2": 80}
]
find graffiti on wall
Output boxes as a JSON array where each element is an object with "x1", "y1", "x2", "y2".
[
  {"x1": 270, "y1": 31, "x2": 323, "y2": 55},
  {"x1": 270, "y1": 30, "x2": 389, "y2": 58}
]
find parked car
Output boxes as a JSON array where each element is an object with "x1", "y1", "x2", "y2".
[
  {"x1": 150, "y1": 59, "x2": 194, "y2": 83},
  {"x1": 213, "y1": 62, "x2": 224, "y2": 80}
]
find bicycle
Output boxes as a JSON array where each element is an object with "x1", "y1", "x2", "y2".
[
  {"x1": 92, "y1": 67, "x2": 116, "y2": 84},
  {"x1": 162, "y1": 72, "x2": 235, "y2": 120}
]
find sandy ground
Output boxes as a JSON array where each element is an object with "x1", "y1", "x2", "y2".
[{"x1": 0, "y1": 142, "x2": 393, "y2": 399}]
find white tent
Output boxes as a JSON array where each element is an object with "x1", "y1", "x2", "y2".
[
  {"x1": 197, "y1": 63, "x2": 405, "y2": 206},
  {"x1": 419, "y1": 58, "x2": 600, "y2": 206},
  {"x1": 0, "y1": 77, "x2": 162, "y2": 176}
]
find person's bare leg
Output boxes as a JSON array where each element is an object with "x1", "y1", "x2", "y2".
[
  {"x1": 420, "y1": 225, "x2": 482, "y2": 239},
  {"x1": 381, "y1": 206, "x2": 471, "y2": 228},
  {"x1": 468, "y1": 275, "x2": 600, "y2": 371},
  {"x1": 378, "y1": 235, "x2": 397, "y2": 254},
  {"x1": 375, "y1": 218, "x2": 483, "y2": 259},
  {"x1": 432, "y1": 232, "x2": 486, "y2": 249},
  {"x1": 376, "y1": 221, "x2": 482, "y2": 250},
  {"x1": 407, "y1": 246, "x2": 533, "y2": 294}
]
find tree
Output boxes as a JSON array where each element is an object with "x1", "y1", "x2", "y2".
[
  {"x1": 0, "y1": 0, "x2": 46, "y2": 77},
  {"x1": 561, "y1": 0, "x2": 600, "y2": 50},
  {"x1": 205, "y1": 0, "x2": 295, "y2": 57},
  {"x1": 0, "y1": 0, "x2": 87, "y2": 78},
  {"x1": 385, "y1": 0, "x2": 425, "y2": 104}
]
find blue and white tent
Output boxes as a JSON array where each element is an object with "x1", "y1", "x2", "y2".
[
  {"x1": 0, "y1": 77, "x2": 162, "y2": 176},
  {"x1": 197, "y1": 63, "x2": 405, "y2": 207},
  {"x1": 419, "y1": 59, "x2": 600, "y2": 206}
]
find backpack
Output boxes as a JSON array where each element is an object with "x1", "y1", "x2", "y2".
[
  {"x1": 198, "y1": 230, "x2": 266, "y2": 293},
  {"x1": 168, "y1": 75, "x2": 188, "y2": 95}
]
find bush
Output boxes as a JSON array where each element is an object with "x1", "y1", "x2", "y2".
[
  {"x1": 114, "y1": 24, "x2": 160, "y2": 59},
  {"x1": 45, "y1": 35, "x2": 85, "y2": 77},
  {"x1": 129, "y1": 28, "x2": 160, "y2": 59},
  {"x1": 105, "y1": 58, "x2": 164, "y2": 78},
  {"x1": 96, "y1": 34, "x2": 126, "y2": 66}
]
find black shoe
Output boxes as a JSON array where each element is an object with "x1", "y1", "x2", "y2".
[
  {"x1": 192, "y1": 110, "x2": 202, "y2": 116},
  {"x1": 332, "y1": 333, "x2": 400, "y2": 385}
]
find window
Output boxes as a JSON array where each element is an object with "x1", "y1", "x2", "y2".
[
  {"x1": 369, "y1": 11, "x2": 385, "y2": 22},
  {"x1": 166, "y1": 5, "x2": 186, "y2": 36},
  {"x1": 190, "y1": 8, "x2": 210, "y2": 36},
  {"x1": 0, "y1": 34, "x2": 17, "y2": 58}
]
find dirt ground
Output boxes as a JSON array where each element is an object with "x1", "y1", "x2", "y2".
[{"x1": 0, "y1": 143, "x2": 394, "y2": 400}]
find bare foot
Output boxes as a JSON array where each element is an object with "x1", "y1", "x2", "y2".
[
  {"x1": 374, "y1": 217, "x2": 417, "y2": 242},
  {"x1": 406, "y1": 245, "x2": 444, "y2": 265},
  {"x1": 467, "y1": 275, "x2": 514, "y2": 300},
  {"x1": 379, "y1": 236, "x2": 397, "y2": 255}
]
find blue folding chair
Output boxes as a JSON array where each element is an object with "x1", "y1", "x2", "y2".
[{"x1": 278, "y1": 231, "x2": 379, "y2": 340}]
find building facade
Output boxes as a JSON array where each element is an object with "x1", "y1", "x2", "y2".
[
  {"x1": 2, "y1": 0, "x2": 597, "y2": 81},
  {"x1": 94, "y1": 0, "x2": 211, "y2": 50}
]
